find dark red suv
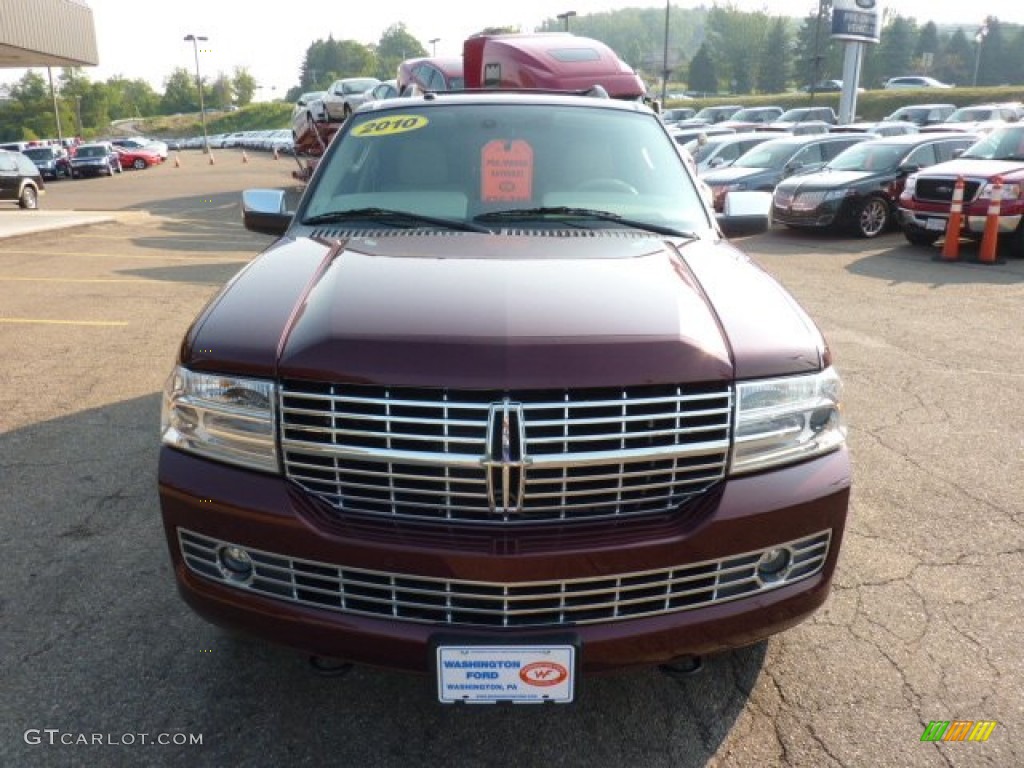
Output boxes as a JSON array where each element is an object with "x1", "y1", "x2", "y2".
[{"x1": 159, "y1": 90, "x2": 851, "y2": 704}]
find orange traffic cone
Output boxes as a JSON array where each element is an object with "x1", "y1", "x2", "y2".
[
  {"x1": 978, "y1": 176, "x2": 1003, "y2": 264},
  {"x1": 241, "y1": 150, "x2": 248, "y2": 164},
  {"x1": 174, "y1": 153, "x2": 181, "y2": 168},
  {"x1": 209, "y1": 152, "x2": 215, "y2": 166},
  {"x1": 273, "y1": 146, "x2": 280, "y2": 161},
  {"x1": 940, "y1": 176, "x2": 965, "y2": 261}
]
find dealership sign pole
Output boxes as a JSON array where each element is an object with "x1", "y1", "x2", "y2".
[{"x1": 831, "y1": 0, "x2": 883, "y2": 124}]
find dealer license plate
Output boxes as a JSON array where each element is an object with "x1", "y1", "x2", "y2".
[
  {"x1": 436, "y1": 645, "x2": 576, "y2": 704},
  {"x1": 926, "y1": 217, "x2": 947, "y2": 231}
]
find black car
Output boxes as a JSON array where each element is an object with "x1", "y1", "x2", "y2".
[
  {"x1": 21, "y1": 145, "x2": 71, "y2": 180},
  {"x1": 0, "y1": 149, "x2": 44, "y2": 209},
  {"x1": 771, "y1": 133, "x2": 977, "y2": 238},
  {"x1": 762, "y1": 106, "x2": 838, "y2": 132},
  {"x1": 702, "y1": 133, "x2": 870, "y2": 212},
  {"x1": 70, "y1": 142, "x2": 123, "y2": 178}
]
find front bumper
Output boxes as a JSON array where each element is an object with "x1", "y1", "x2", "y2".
[
  {"x1": 899, "y1": 202, "x2": 1023, "y2": 237},
  {"x1": 159, "y1": 446, "x2": 851, "y2": 675}
]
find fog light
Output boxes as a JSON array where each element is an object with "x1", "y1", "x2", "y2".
[
  {"x1": 218, "y1": 546, "x2": 254, "y2": 582},
  {"x1": 756, "y1": 548, "x2": 792, "y2": 584}
]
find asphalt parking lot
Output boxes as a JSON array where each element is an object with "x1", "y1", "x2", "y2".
[{"x1": 1, "y1": 151, "x2": 1021, "y2": 767}]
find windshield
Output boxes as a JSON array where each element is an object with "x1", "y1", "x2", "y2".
[
  {"x1": 825, "y1": 143, "x2": 905, "y2": 172},
  {"x1": 76, "y1": 146, "x2": 107, "y2": 158},
  {"x1": 302, "y1": 103, "x2": 710, "y2": 234},
  {"x1": 961, "y1": 126, "x2": 1024, "y2": 160},
  {"x1": 733, "y1": 141, "x2": 799, "y2": 169},
  {"x1": 694, "y1": 106, "x2": 737, "y2": 121},
  {"x1": 23, "y1": 148, "x2": 55, "y2": 160},
  {"x1": 887, "y1": 108, "x2": 926, "y2": 122},
  {"x1": 777, "y1": 109, "x2": 813, "y2": 123},
  {"x1": 691, "y1": 138, "x2": 732, "y2": 164},
  {"x1": 730, "y1": 108, "x2": 770, "y2": 121},
  {"x1": 342, "y1": 79, "x2": 380, "y2": 95},
  {"x1": 947, "y1": 108, "x2": 992, "y2": 123}
]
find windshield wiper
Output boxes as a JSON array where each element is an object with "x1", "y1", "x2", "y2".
[
  {"x1": 303, "y1": 207, "x2": 490, "y2": 233},
  {"x1": 474, "y1": 207, "x2": 695, "y2": 238}
]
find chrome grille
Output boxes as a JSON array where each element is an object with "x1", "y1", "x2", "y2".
[
  {"x1": 791, "y1": 190, "x2": 828, "y2": 211},
  {"x1": 179, "y1": 529, "x2": 831, "y2": 628},
  {"x1": 280, "y1": 383, "x2": 732, "y2": 525},
  {"x1": 915, "y1": 177, "x2": 982, "y2": 204}
]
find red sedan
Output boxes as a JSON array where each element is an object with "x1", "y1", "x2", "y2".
[{"x1": 114, "y1": 145, "x2": 163, "y2": 170}]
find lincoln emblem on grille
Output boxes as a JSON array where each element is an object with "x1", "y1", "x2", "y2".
[{"x1": 483, "y1": 400, "x2": 527, "y2": 516}]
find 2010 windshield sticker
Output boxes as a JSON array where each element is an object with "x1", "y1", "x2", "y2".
[{"x1": 352, "y1": 115, "x2": 429, "y2": 137}]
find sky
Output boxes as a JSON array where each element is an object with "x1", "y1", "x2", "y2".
[{"x1": 3, "y1": 0, "x2": 1024, "y2": 97}]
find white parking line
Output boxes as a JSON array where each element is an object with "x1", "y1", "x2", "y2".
[{"x1": 0, "y1": 318, "x2": 128, "y2": 326}]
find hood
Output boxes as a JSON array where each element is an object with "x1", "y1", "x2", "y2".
[
  {"x1": 703, "y1": 166, "x2": 772, "y2": 185},
  {"x1": 915, "y1": 158, "x2": 1024, "y2": 181},
  {"x1": 776, "y1": 169, "x2": 885, "y2": 191},
  {"x1": 187, "y1": 233, "x2": 824, "y2": 389}
]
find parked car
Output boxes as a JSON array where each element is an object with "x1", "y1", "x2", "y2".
[
  {"x1": 365, "y1": 79, "x2": 400, "y2": 102},
  {"x1": 719, "y1": 106, "x2": 784, "y2": 131},
  {"x1": 831, "y1": 121, "x2": 919, "y2": 137},
  {"x1": 702, "y1": 133, "x2": 870, "y2": 211},
  {"x1": 921, "y1": 103, "x2": 1022, "y2": 135},
  {"x1": 159, "y1": 90, "x2": 850, "y2": 696},
  {"x1": 803, "y1": 79, "x2": 844, "y2": 93},
  {"x1": 0, "y1": 148, "x2": 44, "y2": 208},
  {"x1": 397, "y1": 56, "x2": 465, "y2": 94},
  {"x1": 113, "y1": 145, "x2": 163, "y2": 170},
  {"x1": 762, "y1": 106, "x2": 838, "y2": 132},
  {"x1": 684, "y1": 132, "x2": 776, "y2": 174},
  {"x1": 322, "y1": 77, "x2": 382, "y2": 122},
  {"x1": 661, "y1": 107, "x2": 697, "y2": 125},
  {"x1": 675, "y1": 104, "x2": 743, "y2": 127},
  {"x1": 111, "y1": 136, "x2": 169, "y2": 160},
  {"x1": 69, "y1": 142, "x2": 122, "y2": 177},
  {"x1": 772, "y1": 132, "x2": 976, "y2": 238},
  {"x1": 21, "y1": 145, "x2": 71, "y2": 180},
  {"x1": 668, "y1": 125, "x2": 736, "y2": 147},
  {"x1": 883, "y1": 103, "x2": 956, "y2": 127},
  {"x1": 883, "y1": 76, "x2": 953, "y2": 89},
  {"x1": 899, "y1": 124, "x2": 1024, "y2": 251}
]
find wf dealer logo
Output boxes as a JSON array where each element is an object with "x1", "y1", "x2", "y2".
[{"x1": 920, "y1": 720, "x2": 997, "y2": 743}]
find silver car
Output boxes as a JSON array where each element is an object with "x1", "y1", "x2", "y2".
[{"x1": 322, "y1": 77, "x2": 381, "y2": 122}]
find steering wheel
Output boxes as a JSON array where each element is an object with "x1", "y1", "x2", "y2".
[{"x1": 575, "y1": 178, "x2": 640, "y2": 195}]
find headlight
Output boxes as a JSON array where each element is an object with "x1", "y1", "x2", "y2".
[
  {"x1": 979, "y1": 181, "x2": 1022, "y2": 200},
  {"x1": 161, "y1": 367, "x2": 278, "y2": 472},
  {"x1": 731, "y1": 367, "x2": 845, "y2": 475},
  {"x1": 903, "y1": 174, "x2": 918, "y2": 196}
]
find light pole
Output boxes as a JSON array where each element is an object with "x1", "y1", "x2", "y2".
[
  {"x1": 429, "y1": 38, "x2": 440, "y2": 56},
  {"x1": 184, "y1": 34, "x2": 209, "y2": 153},
  {"x1": 660, "y1": 1, "x2": 670, "y2": 106},
  {"x1": 46, "y1": 67, "x2": 63, "y2": 143},
  {"x1": 556, "y1": 11, "x2": 576, "y2": 31},
  {"x1": 972, "y1": 24, "x2": 988, "y2": 87}
]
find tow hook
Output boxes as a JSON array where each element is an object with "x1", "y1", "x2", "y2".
[
  {"x1": 308, "y1": 656, "x2": 354, "y2": 677},
  {"x1": 659, "y1": 655, "x2": 704, "y2": 680}
]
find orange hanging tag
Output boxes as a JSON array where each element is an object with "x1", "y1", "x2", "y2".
[{"x1": 481, "y1": 139, "x2": 534, "y2": 202}]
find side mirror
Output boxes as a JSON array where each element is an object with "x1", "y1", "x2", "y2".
[
  {"x1": 717, "y1": 190, "x2": 772, "y2": 238},
  {"x1": 709, "y1": 157, "x2": 725, "y2": 168},
  {"x1": 242, "y1": 189, "x2": 292, "y2": 236}
]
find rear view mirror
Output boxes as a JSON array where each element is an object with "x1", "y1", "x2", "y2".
[
  {"x1": 242, "y1": 189, "x2": 292, "y2": 236},
  {"x1": 717, "y1": 190, "x2": 772, "y2": 237}
]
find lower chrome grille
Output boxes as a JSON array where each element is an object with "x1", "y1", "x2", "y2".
[
  {"x1": 280, "y1": 382, "x2": 733, "y2": 525},
  {"x1": 179, "y1": 529, "x2": 831, "y2": 628}
]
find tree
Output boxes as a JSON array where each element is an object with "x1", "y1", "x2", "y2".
[
  {"x1": 298, "y1": 37, "x2": 376, "y2": 90},
  {"x1": 232, "y1": 67, "x2": 257, "y2": 106},
  {"x1": 208, "y1": 73, "x2": 234, "y2": 110},
  {"x1": 975, "y1": 17, "x2": 1004, "y2": 87},
  {"x1": 794, "y1": 3, "x2": 841, "y2": 89},
  {"x1": 935, "y1": 29, "x2": 973, "y2": 87},
  {"x1": 914, "y1": 21, "x2": 940, "y2": 72},
  {"x1": 758, "y1": 18, "x2": 791, "y2": 94},
  {"x1": 874, "y1": 16, "x2": 918, "y2": 86},
  {"x1": 375, "y1": 23, "x2": 428, "y2": 80},
  {"x1": 705, "y1": 7, "x2": 771, "y2": 95},
  {"x1": 161, "y1": 67, "x2": 198, "y2": 113},
  {"x1": 687, "y1": 43, "x2": 717, "y2": 96}
]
